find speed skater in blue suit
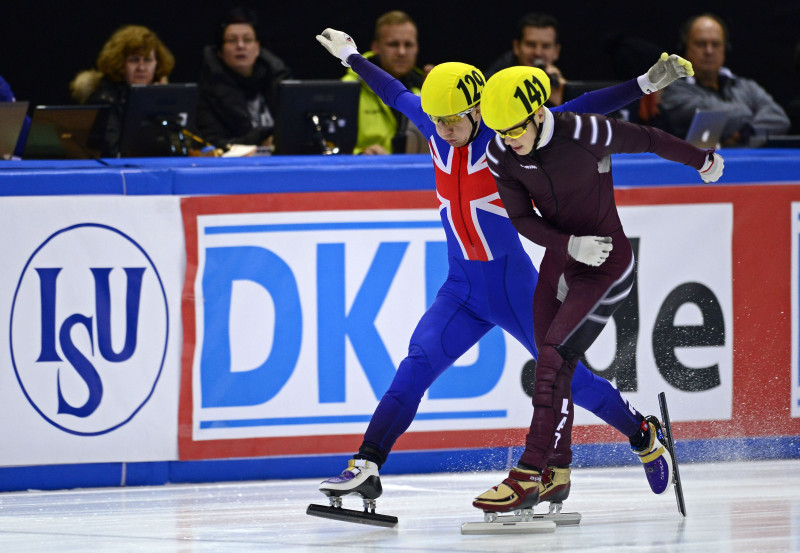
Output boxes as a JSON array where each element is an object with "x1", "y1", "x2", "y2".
[{"x1": 313, "y1": 28, "x2": 688, "y2": 509}]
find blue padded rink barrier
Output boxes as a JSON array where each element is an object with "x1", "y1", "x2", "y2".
[
  {"x1": 2, "y1": 148, "x2": 800, "y2": 195},
  {"x1": 0, "y1": 460, "x2": 797, "y2": 552}
]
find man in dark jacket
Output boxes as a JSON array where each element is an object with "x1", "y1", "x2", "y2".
[
  {"x1": 197, "y1": 8, "x2": 291, "y2": 148},
  {"x1": 485, "y1": 13, "x2": 566, "y2": 106}
]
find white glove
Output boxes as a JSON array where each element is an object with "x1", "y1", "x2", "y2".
[
  {"x1": 638, "y1": 52, "x2": 694, "y2": 94},
  {"x1": 568, "y1": 235, "x2": 613, "y2": 267},
  {"x1": 699, "y1": 152, "x2": 724, "y2": 183},
  {"x1": 315, "y1": 28, "x2": 359, "y2": 67}
]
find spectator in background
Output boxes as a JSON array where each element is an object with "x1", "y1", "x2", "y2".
[
  {"x1": 0, "y1": 76, "x2": 30, "y2": 158},
  {"x1": 196, "y1": 7, "x2": 291, "y2": 149},
  {"x1": 485, "y1": 13, "x2": 566, "y2": 106},
  {"x1": 603, "y1": 34, "x2": 668, "y2": 126},
  {"x1": 343, "y1": 10, "x2": 428, "y2": 154},
  {"x1": 787, "y1": 39, "x2": 800, "y2": 135},
  {"x1": 70, "y1": 25, "x2": 175, "y2": 157},
  {"x1": 659, "y1": 13, "x2": 789, "y2": 146}
]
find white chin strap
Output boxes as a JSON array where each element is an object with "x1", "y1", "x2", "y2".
[{"x1": 535, "y1": 107, "x2": 554, "y2": 150}]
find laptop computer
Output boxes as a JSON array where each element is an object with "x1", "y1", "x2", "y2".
[
  {"x1": 0, "y1": 101, "x2": 29, "y2": 159},
  {"x1": 23, "y1": 105, "x2": 109, "y2": 159},
  {"x1": 684, "y1": 110, "x2": 729, "y2": 148}
]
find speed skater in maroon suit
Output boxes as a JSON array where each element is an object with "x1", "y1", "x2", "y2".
[
  {"x1": 314, "y1": 29, "x2": 695, "y2": 511},
  {"x1": 471, "y1": 65, "x2": 722, "y2": 513}
]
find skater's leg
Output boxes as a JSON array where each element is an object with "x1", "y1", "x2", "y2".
[
  {"x1": 571, "y1": 363, "x2": 641, "y2": 436},
  {"x1": 492, "y1": 252, "x2": 643, "y2": 439},
  {"x1": 548, "y1": 258, "x2": 672, "y2": 494},
  {"x1": 321, "y1": 289, "x2": 491, "y2": 497},
  {"x1": 357, "y1": 287, "x2": 492, "y2": 466},
  {"x1": 495, "y1": 250, "x2": 644, "y2": 438},
  {"x1": 519, "y1": 251, "x2": 634, "y2": 472},
  {"x1": 519, "y1": 344, "x2": 577, "y2": 470},
  {"x1": 486, "y1": 250, "x2": 538, "y2": 356}
]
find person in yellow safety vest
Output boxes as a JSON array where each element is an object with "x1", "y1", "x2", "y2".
[{"x1": 342, "y1": 10, "x2": 429, "y2": 155}]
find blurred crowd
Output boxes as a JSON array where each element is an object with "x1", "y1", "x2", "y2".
[{"x1": 1, "y1": 8, "x2": 797, "y2": 158}]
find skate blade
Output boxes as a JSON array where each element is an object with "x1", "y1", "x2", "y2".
[
  {"x1": 461, "y1": 519, "x2": 557, "y2": 535},
  {"x1": 306, "y1": 504, "x2": 398, "y2": 528},
  {"x1": 488, "y1": 512, "x2": 581, "y2": 526},
  {"x1": 659, "y1": 392, "x2": 687, "y2": 517}
]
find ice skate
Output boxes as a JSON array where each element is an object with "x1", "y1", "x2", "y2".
[
  {"x1": 539, "y1": 466, "x2": 571, "y2": 509},
  {"x1": 306, "y1": 459, "x2": 397, "y2": 527},
  {"x1": 473, "y1": 465, "x2": 542, "y2": 513},
  {"x1": 462, "y1": 466, "x2": 579, "y2": 534},
  {"x1": 632, "y1": 415, "x2": 674, "y2": 496},
  {"x1": 318, "y1": 458, "x2": 382, "y2": 500}
]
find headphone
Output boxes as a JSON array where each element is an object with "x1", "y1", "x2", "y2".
[{"x1": 676, "y1": 13, "x2": 732, "y2": 56}]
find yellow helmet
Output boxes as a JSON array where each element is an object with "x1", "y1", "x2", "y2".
[
  {"x1": 421, "y1": 62, "x2": 485, "y2": 121},
  {"x1": 481, "y1": 66, "x2": 551, "y2": 131}
]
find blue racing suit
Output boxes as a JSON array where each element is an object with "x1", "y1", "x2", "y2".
[{"x1": 348, "y1": 54, "x2": 643, "y2": 467}]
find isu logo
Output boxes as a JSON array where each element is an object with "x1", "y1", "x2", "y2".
[{"x1": 10, "y1": 223, "x2": 168, "y2": 436}]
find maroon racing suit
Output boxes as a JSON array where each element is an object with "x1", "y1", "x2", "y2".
[{"x1": 486, "y1": 109, "x2": 710, "y2": 470}]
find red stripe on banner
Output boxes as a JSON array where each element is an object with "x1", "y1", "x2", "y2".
[{"x1": 178, "y1": 197, "x2": 200, "y2": 458}]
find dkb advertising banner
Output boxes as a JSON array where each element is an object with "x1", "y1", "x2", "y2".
[{"x1": 179, "y1": 186, "x2": 786, "y2": 462}]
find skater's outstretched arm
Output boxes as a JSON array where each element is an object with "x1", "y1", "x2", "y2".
[
  {"x1": 316, "y1": 28, "x2": 428, "y2": 131},
  {"x1": 557, "y1": 53, "x2": 693, "y2": 117}
]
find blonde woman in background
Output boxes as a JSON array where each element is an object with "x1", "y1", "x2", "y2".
[{"x1": 70, "y1": 25, "x2": 175, "y2": 156}]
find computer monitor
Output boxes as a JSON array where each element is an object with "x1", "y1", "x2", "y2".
[
  {"x1": 561, "y1": 80, "x2": 641, "y2": 123},
  {"x1": 119, "y1": 83, "x2": 198, "y2": 157},
  {"x1": 22, "y1": 104, "x2": 109, "y2": 159},
  {"x1": 0, "y1": 101, "x2": 29, "y2": 159},
  {"x1": 274, "y1": 80, "x2": 359, "y2": 155}
]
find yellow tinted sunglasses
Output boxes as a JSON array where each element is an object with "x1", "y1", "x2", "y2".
[
  {"x1": 498, "y1": 115, "x2": 534, "y2": 139},
  {"x1": 427, "y1": 105, "x2": 476, "y2": 126}
]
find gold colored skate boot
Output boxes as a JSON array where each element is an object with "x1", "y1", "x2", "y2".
[
  {"x1": 540, "y1": 466, "x2": 571, "y2": 506},
  {"x1": 473, "y1": 466, "x2": 541, "y2": 512}
]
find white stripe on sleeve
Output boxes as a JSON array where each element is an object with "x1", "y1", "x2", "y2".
[{"x1": 573, "y1": 115, "x2": 582, "y2": 140}]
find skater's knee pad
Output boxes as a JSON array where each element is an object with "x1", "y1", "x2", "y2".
[
  {"x1": 553, "y1": 358, "x2": 577, "y2": 399},
  {"x1": 554, "y1": 344, "x2": 582, "y2": 363},
  {"x1": 532, "y1": 345, "x2": 562, "y2": 408}
]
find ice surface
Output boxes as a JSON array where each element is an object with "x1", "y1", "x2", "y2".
[{"x1": 0, "y1": 459, "x2": 797, "y2": 552}]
